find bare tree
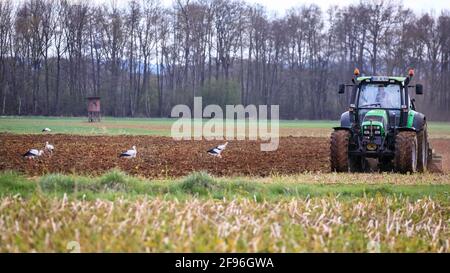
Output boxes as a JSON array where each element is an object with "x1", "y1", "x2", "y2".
[
  {"x1": 0, "y1": 0, "x2": 448, "y2": 120},
  {"x1": 0, "y1": 0, "x2": 13, "y2": 114}
]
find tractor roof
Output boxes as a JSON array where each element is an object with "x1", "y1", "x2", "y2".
[{"x1": 357, "y1": 76, "x2": 407, "y2": 82}]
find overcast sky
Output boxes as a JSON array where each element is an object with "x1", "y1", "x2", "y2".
[
  {"x1": 94, "y1": 0, "x2": 448, "y2": 15},
  {"x1": 243, "y1": 0, "x2": 447, "y2": 15}
]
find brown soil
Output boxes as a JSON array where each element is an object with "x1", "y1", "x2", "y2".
[
  {"x1": 0, "y1": 134, "x2": 329, "y2": 178},
  {"x1": 1, "y1": 134, "x2": 447, "y2": 178},
  {"x1": 430, "y1": 139, "x2": 450, "y2": 173}
]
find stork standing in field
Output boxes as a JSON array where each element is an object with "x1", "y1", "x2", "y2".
[
  {"x1": 119, "y1": 145, "x2": 137, "y2": 158},
  {"x1": 207, "y1": 142, "x2": 228, "y2": 158},
  {"x1": 45, "y1": 141, "x2": 54, "y2": 154},
  {"x1": 23, "y1": 149, "x2": 44, "y2": 159},
  {"x1": 42, "y1": 128, "x2": 51, "y2": 132}
]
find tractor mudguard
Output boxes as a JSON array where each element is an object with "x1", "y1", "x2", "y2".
[
  {"x1": 339, "y1": 111, "x2": 351, "y2": 128},
  {"x1": 412, "y1": 112, "x2": 426, "y2": 131},
  {"x1": 333, "y1": 126, "x2": 352, "y2": 131},
  {"x1": 396, "y1": 127, "x2": 417, "y2": 132}
]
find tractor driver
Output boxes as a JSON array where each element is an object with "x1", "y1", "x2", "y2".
[{"x1": 375, "y1": 85, "x2": 393, "y2": 108}]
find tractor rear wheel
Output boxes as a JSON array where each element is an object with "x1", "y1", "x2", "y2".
[
  {"x1": 394, "y1": 131, "x2": 418, "y2": 173},
  {"x1": 417, "y1": 124, "x2": 428, "y2": 172},
  {"x1": 330, "y1": 130, "x2": 350, "y2": 172}
]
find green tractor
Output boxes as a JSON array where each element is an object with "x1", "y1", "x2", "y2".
[{"x1": 330, "y1": 69, "x2": 434, "y2": 173}]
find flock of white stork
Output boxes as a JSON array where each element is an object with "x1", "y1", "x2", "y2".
[{"x1": 23, "y1": 128, "x2": 229, "y2": 159}]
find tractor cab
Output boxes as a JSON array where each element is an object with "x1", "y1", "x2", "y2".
[
  {"x1": 339, "y1": 70, "x2": 423, "y2": 131},
  {"x1": 356, "y1": 78, "x2": 404, "y2": 137},
  {"x1": 358, "y1": 79, "x2": 402, "y2": 109}
]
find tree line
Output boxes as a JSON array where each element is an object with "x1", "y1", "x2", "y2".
[{"x1": 0, "y1": 0, "x2": 449, "y2": 120}]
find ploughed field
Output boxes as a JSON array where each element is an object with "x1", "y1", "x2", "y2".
[
  {"x1": 0, "y1": 134, "x2": 331, "y2": 177},
  {"x1": 1, "y1": 134, "x2": 448, "y2": 177}
]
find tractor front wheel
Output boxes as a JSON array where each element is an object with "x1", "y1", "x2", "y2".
[
  {"x1": 394, "y1": 131, "x2": 418, "y2": 173},
  {"x1": 330, "y1": 130, "x2": 350, "y2": 172}
]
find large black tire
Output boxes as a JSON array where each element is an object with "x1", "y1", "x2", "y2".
[
  {"x1": 330, "y1": 130, "x2": 350, "y2": 172},
  {"x1": 394, "y1": 131, "x2": 418, "y2": 173},
  {"x1": 417, "y1": 124, "x2": 428, "y2": 172}
]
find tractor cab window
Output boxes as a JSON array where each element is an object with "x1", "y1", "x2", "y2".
[{"x1": 358, "y1": 83, "x2": 401, "y2": 109}]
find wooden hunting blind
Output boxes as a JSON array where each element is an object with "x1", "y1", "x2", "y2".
[{"x1": 87, "y1": 97, "x2": 101, "y2": 122}]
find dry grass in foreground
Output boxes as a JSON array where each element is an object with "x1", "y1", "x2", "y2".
[{"x1": 0, "y1": 196, "x2": 448, "y2": 252}]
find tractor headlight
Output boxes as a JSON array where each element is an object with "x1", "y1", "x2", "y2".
[
  {"x1": 374, "y1": 130, "x2": 381, "y2": 135},
  {"x1": 363, "y1": 130, "x2": 370, "y2": 135}
]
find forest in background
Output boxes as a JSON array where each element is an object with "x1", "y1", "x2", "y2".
[{"x1": 0, "y1": 0, "x2": 449, "y2": 120}]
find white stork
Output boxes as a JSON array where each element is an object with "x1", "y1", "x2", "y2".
[
  {"x1": 23, "y1": 149, "x2": 44, "y2": 159},
  {"x1": 42, "y1": 128, "x2": 51, "y2": 132},
  {"x1": 119, "y1": 145, "x2": 137, "y2": 158},
  {"x1": 207, "y1": 142, "x2": 228, "y2": 158},
  {"x1": 45, "y1": 141, "x2": 54, "y2": 154}
]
